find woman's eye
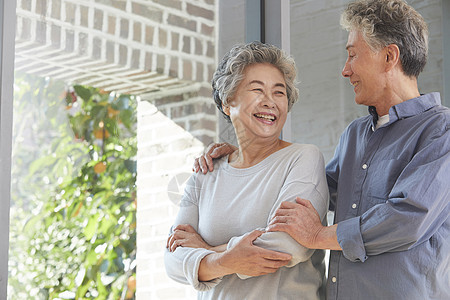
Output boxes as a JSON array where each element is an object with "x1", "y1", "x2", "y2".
[
  {"x1": 275, "y1": 91, "x2": 286, "y2": 96},
  {"x1": 252, "y1": 88, "x2": 263, "y2": 92}
]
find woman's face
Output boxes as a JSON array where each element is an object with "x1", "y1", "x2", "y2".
[{"x1": 224, "y1": 63, "x2": 289, "y2": 143}]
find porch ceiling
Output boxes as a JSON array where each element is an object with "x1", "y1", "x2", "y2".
[{"x1": 14, "y1": 39, "x2": 190, "y2": 95}]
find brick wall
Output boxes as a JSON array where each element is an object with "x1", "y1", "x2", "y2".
[{"x1": 15, "y1": 0, "x2": 216, "y2": 95}]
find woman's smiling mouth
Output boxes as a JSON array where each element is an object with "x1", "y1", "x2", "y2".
[{"x1": 254, "y1": 113, "x2": 277, "y2": 123}]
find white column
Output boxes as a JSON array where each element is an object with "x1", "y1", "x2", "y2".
[{"x1": 0, "y1": 0, "x2": 17, "y2": 297}]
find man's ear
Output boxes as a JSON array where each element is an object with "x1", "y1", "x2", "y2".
[{"x1": 385, "y1": 44, "x2": 400, "y2": 72}]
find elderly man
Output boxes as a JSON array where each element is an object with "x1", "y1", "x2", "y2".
[{"x1": 194, "y1": 0, "x2": 449, "y2": 299}]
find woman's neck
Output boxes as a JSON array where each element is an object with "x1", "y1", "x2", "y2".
[{"x1": 229, "y1": 138, "x2": 291, "y2": 168}]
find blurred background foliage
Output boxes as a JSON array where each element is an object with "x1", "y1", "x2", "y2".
[{"x1": 8, "y1": 72, "x2": 137, "y2": 299}]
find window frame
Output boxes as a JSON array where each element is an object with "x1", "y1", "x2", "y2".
[{"x1": 0, "y1": 0, "x2": 16, "y2": 297}]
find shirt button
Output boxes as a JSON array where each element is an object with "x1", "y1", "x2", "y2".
[
  {"x1": 362, "y1": 163, "x2": 368, "y2": 170},
  {"x1": 352, "y1": 203, "x2": 357, "y2": 209},
  {"x1": 332, "y1": 276, "x2": 337, "y2": 283}
]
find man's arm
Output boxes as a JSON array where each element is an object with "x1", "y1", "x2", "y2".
[
  {"x1": 337, "y1": 129, "x2": 450, "y2": 262},
  {"x1": 270, "y1": 129, "x2": 450, "y2": 261}
]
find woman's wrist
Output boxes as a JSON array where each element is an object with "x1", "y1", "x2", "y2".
[
  {"x1": 198, "y1": 252, "x2": 232, "y2": 282},
  {"x1": 209, "y1": 244, "x2": 227, "y2": 252}
]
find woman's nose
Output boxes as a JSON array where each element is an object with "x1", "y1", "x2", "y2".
[{"x1": 262, "y1": 96, "x2": 275, "y2": 108}]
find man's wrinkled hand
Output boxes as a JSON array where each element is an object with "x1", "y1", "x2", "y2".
[
  {"x1": 193, "y1": 142, "x2": 237, "y2": 174},
  {"x1": 267, "y1": 197, "x2": 324, "y2": 249}
]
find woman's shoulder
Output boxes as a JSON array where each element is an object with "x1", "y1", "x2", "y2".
[
  {"x1": 283, "y1": 143, "x2": 325, "y2": 169},
  {"x1": 286, "y1": 143, "x2": 323, "y2": 157}
]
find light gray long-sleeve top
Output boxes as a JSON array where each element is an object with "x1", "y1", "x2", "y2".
[{"x1": 164, "y1": 143, "x2": 329, "y2": 300}]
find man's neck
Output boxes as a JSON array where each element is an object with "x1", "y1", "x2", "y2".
[{"x1": 375, "y1": 74, "x2": 420, "y2": 116}]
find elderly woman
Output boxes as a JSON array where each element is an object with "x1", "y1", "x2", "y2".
[{"x1": 164, "y1": 42, "x2": 329, "y2": 299}]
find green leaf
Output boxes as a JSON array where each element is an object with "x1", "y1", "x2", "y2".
[
  {"x1": 23, "y1": 214, "x2": 44, "y2": 233},
  {"x1": 73, "y1": 85, "x2": 92, "y2": 102},
  {"x1": 84, "y1": 214, "x2": 99, "y2": 240},
  {"x1": 124, "y1": 159, "x2": 137, "y2": 173},
  {"x1": 112, "y1": 95, "x2": 130, "y2": 110}
]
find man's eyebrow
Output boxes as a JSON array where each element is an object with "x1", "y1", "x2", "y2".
[{"x1": 248, "y1": 80, "x2": 286, "y2": 88}]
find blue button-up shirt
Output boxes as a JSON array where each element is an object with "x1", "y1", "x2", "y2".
[{"x1": 326, "y1": 93, "x2": 450, "y2": 300}]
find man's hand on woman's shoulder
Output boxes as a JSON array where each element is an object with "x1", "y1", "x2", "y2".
[{"x1": 193, "y1": 142, "x2": 237, "y2": 174}]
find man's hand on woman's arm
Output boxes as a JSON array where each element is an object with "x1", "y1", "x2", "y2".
[
  {"x1": 193, "y1": 143, "x2": 237, "y2": 174},
  {"x1": 268, "y1": 197, "x2": 342, "y2": 251}
]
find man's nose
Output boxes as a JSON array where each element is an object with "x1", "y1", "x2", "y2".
[{"x1": 342, "y1": 61, "x2": 352, "y2": 77}]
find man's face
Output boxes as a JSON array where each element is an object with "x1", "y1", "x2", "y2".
[{"x1": 342, "y1": 30, "x2": 387, "y2": 108}]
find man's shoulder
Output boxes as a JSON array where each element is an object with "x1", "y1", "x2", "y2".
[
  {"x1": 434, "y1": 103, "x2": 450, "y2": 118},
  {"x1": 422, "y1": 104, "x2": 450, "y2": 129}
]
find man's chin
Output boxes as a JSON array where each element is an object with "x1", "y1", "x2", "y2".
[{"x1": 354, "y1": 97, "x2": 366, "y2": 106}]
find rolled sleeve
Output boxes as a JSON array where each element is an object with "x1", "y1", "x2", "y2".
[
  {"x1": 337, "y1": 216, "x2": 367, "y2": 262},
  {"x1": 165, "y1": 247, "x2": 222, "y2": 291}
]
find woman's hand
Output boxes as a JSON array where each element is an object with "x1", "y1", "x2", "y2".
[
  {"x1": 167, "y1": 224, "x2": 212, "y2": 252},
  {"x1": 198, "y1": 230, "x2": 292, "y2": 281},
  {"x1": 193, "y1": 143, "x2": 237, "y2": 174}
]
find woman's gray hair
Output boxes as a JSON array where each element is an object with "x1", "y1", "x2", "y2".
[
  {"x1": 340, "y1": 0, "x2": 428, "y2": 78},
  {"x1": 212, "y1": 41, "x2": 299, "y2": 122}
]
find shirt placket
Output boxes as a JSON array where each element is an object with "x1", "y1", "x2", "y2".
[
  {"x1": 331, "y1": 126, "x2": 385, "y2": 299},
  {"x1": 353, "y1": 127, "x2": 385, "y2": 216}
]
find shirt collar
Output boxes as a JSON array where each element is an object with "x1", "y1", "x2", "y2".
[
  {"x1": 389, "y1": 92, "x2": 441, "y2": 121},
  {"x1": 368, "y1": 92, "x2": 441, "y2": 130}
]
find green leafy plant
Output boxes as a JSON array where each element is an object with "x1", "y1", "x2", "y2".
[{"x1": 9, "y1": 73, "x2": 136, "y2": 299}]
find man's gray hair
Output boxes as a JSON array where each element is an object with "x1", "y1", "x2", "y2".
[
  {"x1": 340, "y1": 0, "x2": 428, "y2": 77},
  {"x1": 212, "y1": 41, "x2": 299, "y2": 122}
]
